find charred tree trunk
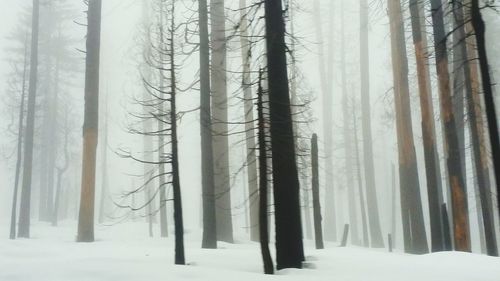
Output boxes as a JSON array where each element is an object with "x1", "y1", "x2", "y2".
[
  {"x1": 458, "y1": 0, "x2": 498, "y2": 256},
  {"x1": 360, "y1": 0, "x2": 384, "y2": 247},
  {"x1": 264, "y1": 0, "x2": 304, "y2": 269},
  {"x1": 311, "y1": 134, "x2": 324, "y2": 249},
  {"x1": 409, "y1": 0, "x2": 445, "y2": 252},
  {"x1": 430, "y1": 0, "x2": 471, "y2": 252},
  {"x1": 470, "y1": 0, "x2": 500, "y2": 224},
  {"x1": 387, "y1": 0, "x2": 429, "y2": 254},
  {"x1": 77, "y1": 0, "x2": 102, "y2": 243},
  {"x1": 238, "y1": 0, "x2": 259, "y2": 242},
  {"x1": 199, "y1": 0, "x2": 217, "y2": 249},
  {"x1": 169, "y1": 2, "x2": 185, "y2": 263},
  {"x1": 18, "y1": 0, "x2": 40, "y2": 238},
  {"x1": 257, "y1": 72, "x2": 274, "y2": 275}
]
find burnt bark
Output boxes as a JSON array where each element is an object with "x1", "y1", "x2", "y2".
[{"x1": 264, "y1": 0, "x2": 304, "y2": 269}]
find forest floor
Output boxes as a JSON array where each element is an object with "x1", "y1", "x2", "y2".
[{"x1": 0, "y1": 221, "x2": 499, "y2": 281}]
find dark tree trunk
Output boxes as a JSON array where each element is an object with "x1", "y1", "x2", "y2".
[
  {"x1": 199, "y1": 0, "x2": 217, "y2": 249},
  {"x1": 170, "y1": 2, "x2": 185, "y2": 264},
  {"x1": 470, "y1": 0, "x2": 500, "y2": 225},
  {"x1": 264, "y1": 0, "x2": 304, "y2": 269},
  {"x1": 456, "y1": 0, "x2": 498, "y2": 256},
  {"x1": 388, "y1": 0, "x2": 429, "y2": 254},
  {"x1": 311, "y1": 134, "x2": 324, "y2": 249},
  {"x1": 360, "y1": 0, "x2": 384, "y2": 248},
  {"x1": 257, "y1": 73, "x2": 274, "y2": 275},
  {"x1": 18, "y1": 0, "x2": 40, "y2": 238},
  {"x1": 77, "y1": 0, "x2": 102, "y2": 243},
  {"x1": 430, "y1": 0, "x2": 471, "y2": 252},
  {"x1": 409, "y1": 0, "x2": 445, "y2": 252}
]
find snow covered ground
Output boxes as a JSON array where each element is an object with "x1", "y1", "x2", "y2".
[{"x1": 1, "y1": 221, "x2": 499, "y2": 281}]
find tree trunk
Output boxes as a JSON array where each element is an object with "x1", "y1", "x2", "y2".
[
  {"x1": 98, "y1": 91, "x2": 109, "y2": 224},
  {"x1": 169, "y1": 2, "x2": 185, "y2": 263},
  {"x1": 257, "y1": 72, "x2": 274, "y2": 274},
  {"x1": 353, "y1": 107, "x2": 369, "y2": 247},
  {"x1": 10, "y1": 33, "x2": 29, "y2": 239},
  {"x1": 18, "y1": 0, "x2": 40, "y2": 238},
  {"x1": 387, "y1": 0, "x2": 429, "y2": 254},
  {"x1": 430, "y1": 0, "x2": 471, "y2": 252},
  {"x1": 264, "y1": 0, "x2": 304, "y2": 269},
  {"x1": 238, "y1": 0, "x2": 259, "y2": 242},
  {"x1": 313, "y1": 0, "x2": 337, "y2": 242},
  {"x1": 457, "y1": 0, "x2": 498, "y2": 256},
  {"x1": 199, "y1": 0, "x2": 217, "y2": 249},
  {"x1": 408, "y1": 0, "x2": 445, "y2": 252},
  {"x1": 360, "y1": 0, "x2": 384, "y2": 247},
  {"x1": 210, "y1": 0, "x2": 233, "y2": 243},
  {"x1": 341, "y1": 0, "x2": 360, "y2": 246},
  {"x1": 158, "y1": 15, "x2": 168, "y2": 238},
  {"x1": 311, "y1": 134, "x2": 324, "y2": 249},
  {"x1": 470, "y1": 0, "x2": 500, "y2": 227},
  {"x1": 77, "y1": 0, "x2": 102, "y2": 243}
]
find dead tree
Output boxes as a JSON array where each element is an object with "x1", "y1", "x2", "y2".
[
  {"x1": 77, "y1": 0, "x2": 102, "y2": 242},
  {"x1": 359, "y1": 0, "x2": 384, "y2": 247},
  {"x1": 387, "y1": 0, "x2": 429, "y2": 254},
  {"x1": 257, "y1": 70, "x2": 274, "y2": 275},
  {"x1": 18, "y1": 0, "x2": 40, "y2": 238},
  {"x1": 238, "y1": 0, "x2": 259, "y2": 242},
  {"x1": 408, "y1": 0, "x2": 445, "y2": 252},
  {"x1": 311, "y1": 134, "x2": 324, "y2": 249},
  {"x1": 199, "y1": 0, "x2": 217, "y2": 249},
  {"x1": 264, "y1": 0, "x2": 304, "y2": 269},
  {"x1": 430, "y1": 0, "x2": 471, "y2": 252},
  {"x1": 470, "y1": 0, "x2": 500, "y2": 224}
]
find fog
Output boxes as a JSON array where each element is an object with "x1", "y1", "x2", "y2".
[{"x1": 1, "y1": 0, "x2": 500, "y2": 279}]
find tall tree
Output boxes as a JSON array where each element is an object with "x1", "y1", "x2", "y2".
[
  {"x1": 387, "y1": 0, "x2": 428, "y2": 254},
  {"x1": 313, "y1": 0, "x2": 337, "y2": 242},
  {"x1": 341, "y1": 0, "x2": 360, "y2": 246},
  {"x1": 311, "y1": 134, "x2": 324, "y2": 249},
  {"x1": 264, "y1": 0, "x2": 304, "y2": 269},
  {"x1": 430, "y1": 0, "x2": 471, "y2": 252},
  {"x1": 470, "y1": 0, "x2": 500, "y2": 222},
  {"x1": 408, "y1": 0, "x2": 444, "y2": 252},
  {"x1": 461, "y1": 0, "x2": 497, "y2": 256},
  {"x1": 17, "y1": 0, "x2": 40, "y2": 238},
  {"x1": 77, "y1": 0, "x2": 102, "y2": 242},
  {"x1": 359, "y1": 0, "x2": 384, "y2": 247},
  {"x1": 210, "y1": 0, "x2": 233, "y2": 243},
  {"x1": 168, "y1": 1, "x2": 185, "y2": 264},
  {"x1": 9, "y1": 33, "x2": 29, "y2": 239},
  {"x1": 238, "y1": 0, "x2": 259, "y2": 242},
  {"x1": 199, "y1": 0, "x2": 217, "y2": 249},
  {"x1": 257, "y1": 71, "x2": 273, "y2": 275}
]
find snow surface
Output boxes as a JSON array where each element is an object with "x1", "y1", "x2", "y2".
[{"x1": 1, "y1": 221, "x2": 499, "y2": 281}]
